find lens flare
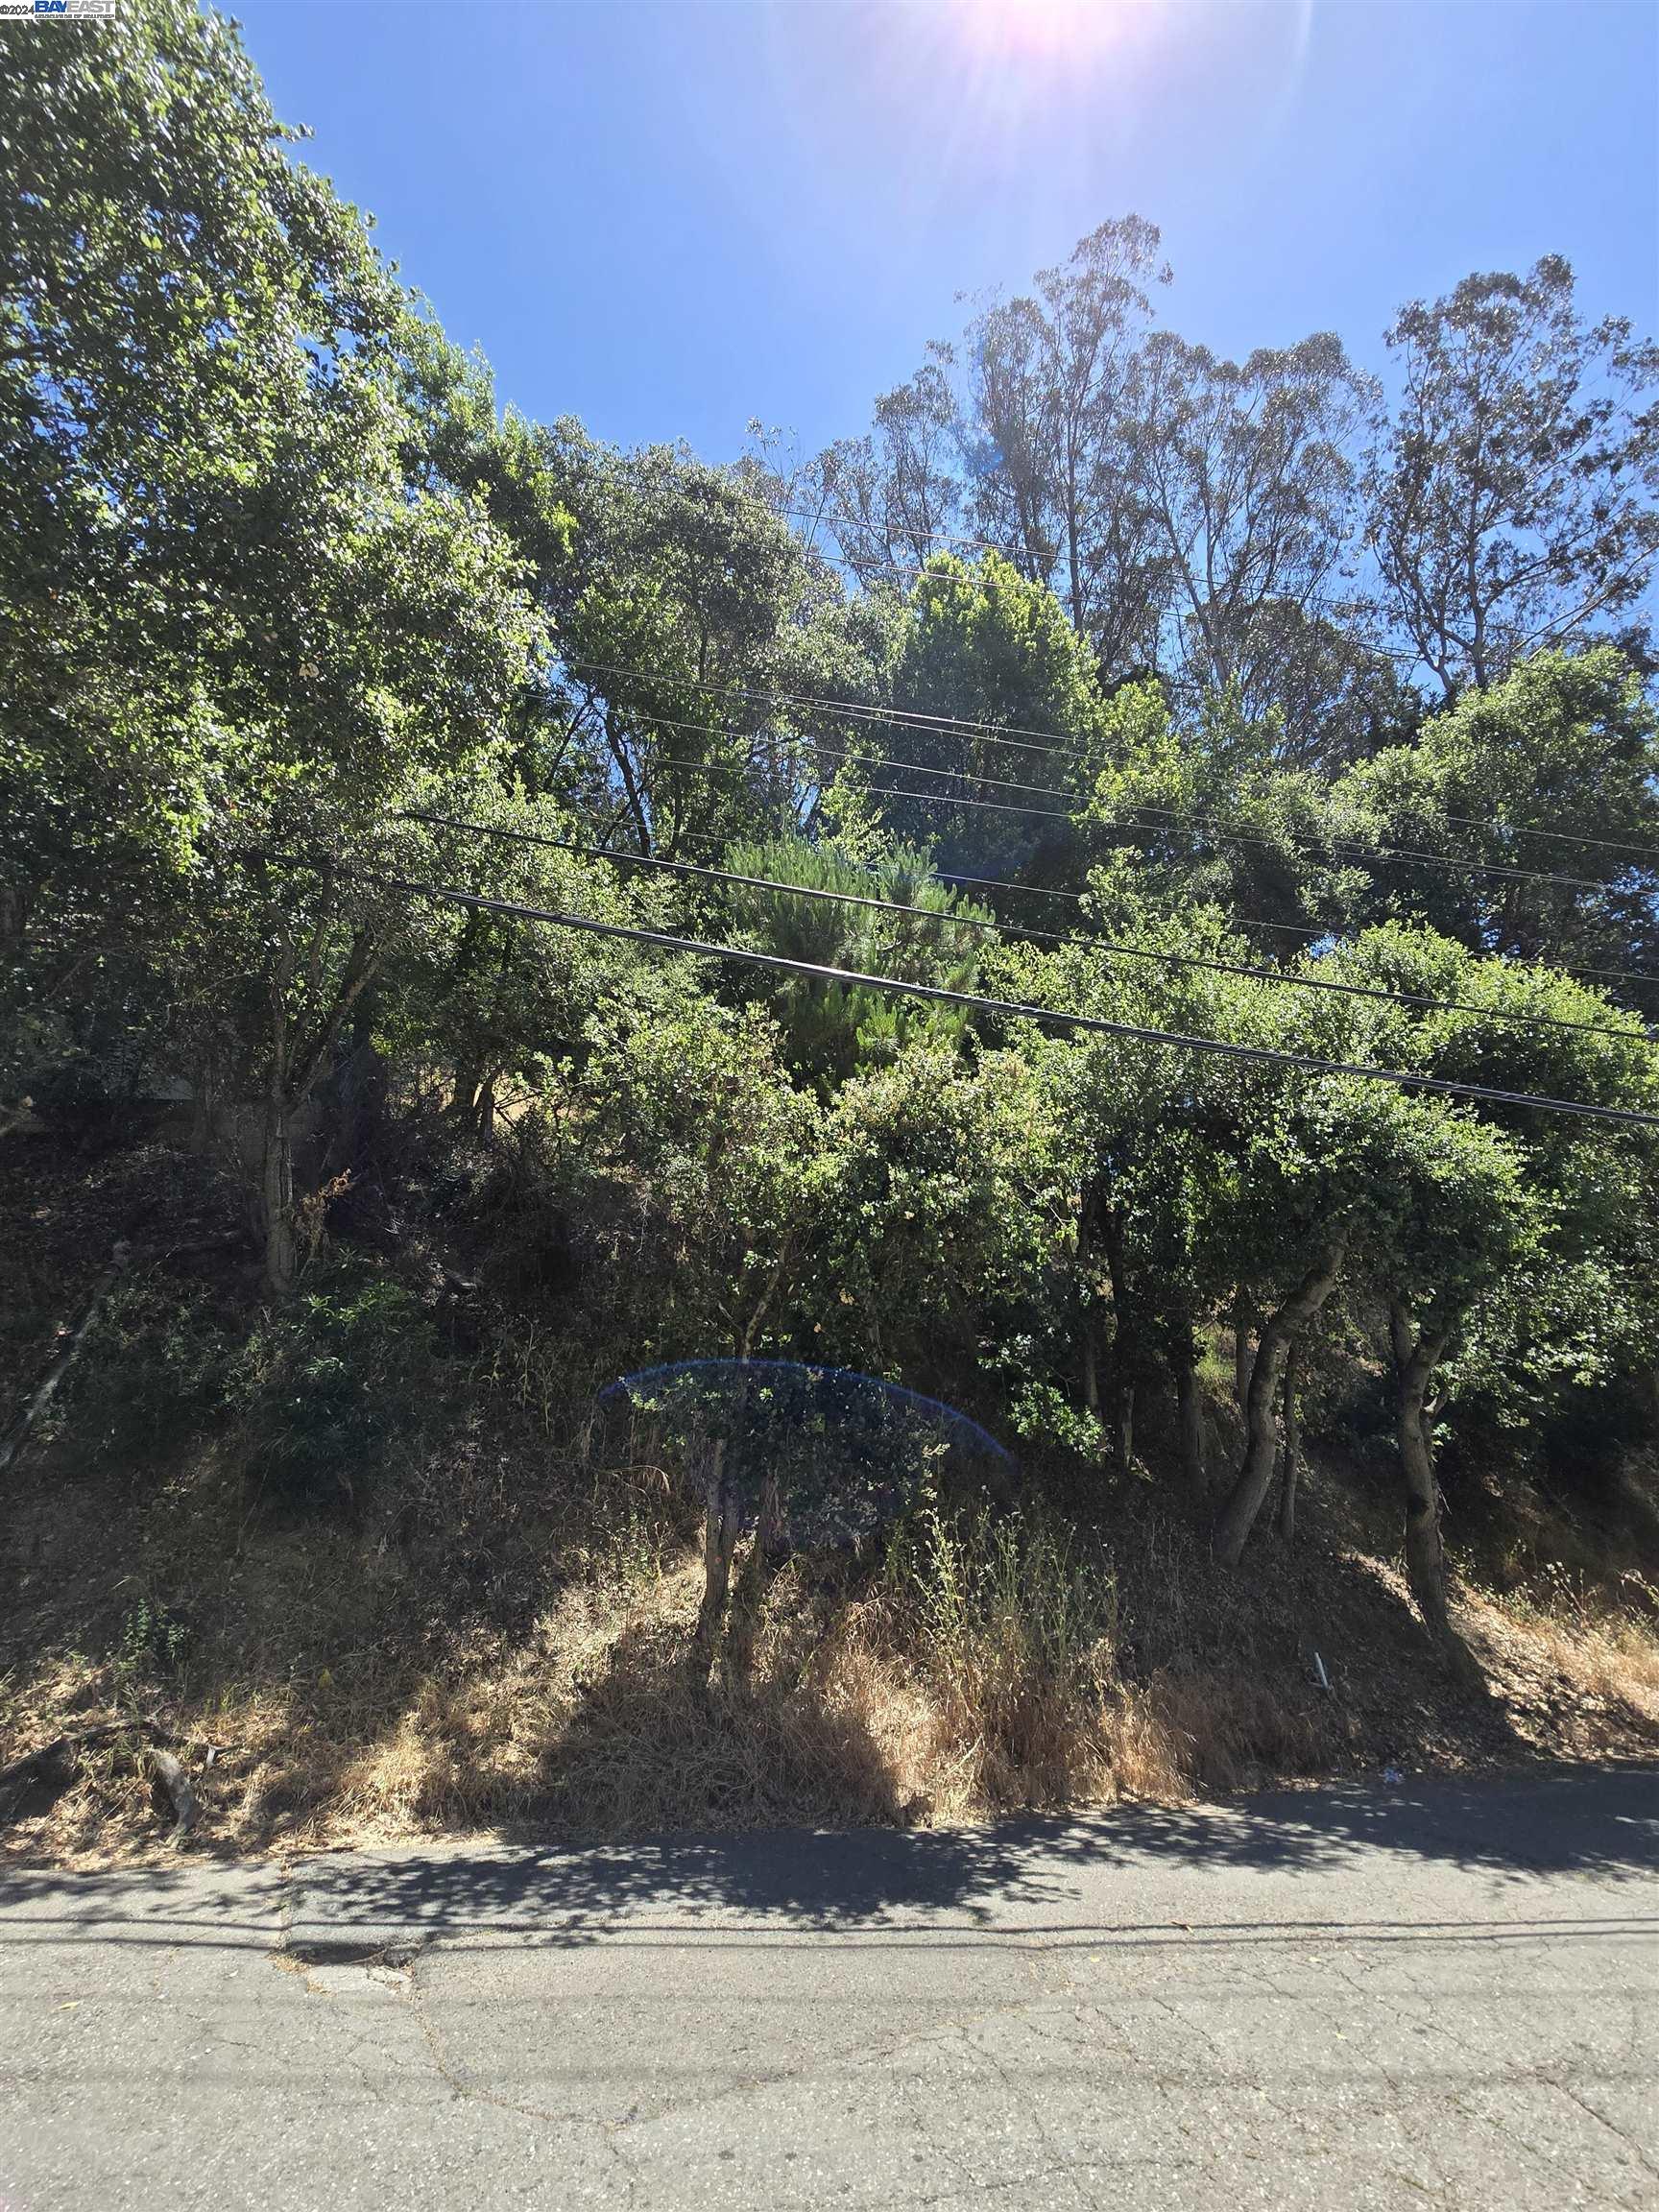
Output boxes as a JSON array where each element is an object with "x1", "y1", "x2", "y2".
[{"x1": 951, "y1": 0, "x2": 1143, "y2": 64}]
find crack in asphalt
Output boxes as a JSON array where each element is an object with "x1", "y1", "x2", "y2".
[{"x1": 245, "y1": 1815, "x2": 1659, "y2": 2207}]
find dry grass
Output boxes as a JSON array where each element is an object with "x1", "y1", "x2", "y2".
[
  {"x1": 8, "y1": 1507, "x2": 1659, "y2": 1865},
  {"x1": 1458, "y1": 1568, "x2": 1659, "y2": 1756},
  {"x1": 3, "y1": 1134, "x2": 1657, "y2": 1865},
  {"x1": 0, "y1": 1479, "x2": 1202, "y2": 1859}
]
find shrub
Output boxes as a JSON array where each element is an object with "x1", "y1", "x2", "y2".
[{"x1": 228, "y1": 1267, "x2": 436, "y2": 1509}]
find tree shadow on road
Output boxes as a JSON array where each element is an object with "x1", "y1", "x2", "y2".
[{"x1": 1, "y1": 1767, "x2": 1654, "y2": 1953}]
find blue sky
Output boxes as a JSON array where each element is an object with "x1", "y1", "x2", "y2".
[{"x1": 237, "y1": 0, "x2": 1658, "y2": 463}]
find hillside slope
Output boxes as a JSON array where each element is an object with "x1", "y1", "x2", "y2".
[{"x1": 2, "y1": 1132, "x2": 1656, "y2": 1865}]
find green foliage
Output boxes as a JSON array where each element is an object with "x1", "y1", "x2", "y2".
[
  {"x1": 113, "y1": 1597, "x2": 192, "y2": 1691},
  {"x1": 878, "y1": 551, "x2": 1108, "y2": 873},
  {"x1": 6, "y1": 13, "x2": 1658, "y2": 1545},
  {"x1": 1336, "y1": 648, "x2": 1659, "y2": 998},
  {"x1": 722, "y1": 833, "x2": 989, "y2": 1085},
  {"x1": 578, "y1": 998, "x2": 823, "y2": 1358},
  {"x1": 888, "y1": 1490, "x2": 1118, "y2": 1695},
  {"x1": 65, "y1": 1277, "x2": 237, "y2": 1459},
  {"x1": 1083, "y1": 680, "x2": 1367, "y2": 952},
  {"x1": 812, "y1": 1044, "x2": 1066, "y2": 1377},
  {"x1": 228, "y1": 1270, "x2": 435, "y2": 1506},
  {"x1": 1367, "y1": 256, "x2": 1659, "y2": 697}
]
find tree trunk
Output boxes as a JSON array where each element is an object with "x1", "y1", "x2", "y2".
[
  {"x1": 1389, "y1": 1305, "x2": 1479, "y2": 1678},
  {"x1": 255, "y1": 910, "x2": 378, "y2": 1295},
  {"x1": 451, "y1": 1059, "x2": 482, "y2": 1124},
  {"x1": 1213, "y1": 1243, "x2": 1343, "y2": 1567},
  {"x1": 1276, "y1": 1337, "x2": 1303, "y2": 1544},
  {"x1": 1232, "y1": 1287, "x2": 1253, "y2": 1408},
  {"x1": 688, "y1": 1442, "x2": 738, "y2": 1689},
  {"x1": 261, "y1": 1090, "x2": 299, "y2": 1298},
  {"x1": 724, "y1": 1474, "x2": 787, "y2": 1687},
  {"x1": 1173, "y1": 1334, "x2": 1205, "y2": 1500},
  {"x1": 473, "y1": 1072, "x2": 497, "y2": 1142},
  {"x1": 1076, "y1": 1178, "x2": 1106, "y2": 1418},
  {"x1": 1101, "y1": 1207, "x2": 1137, "y2": 1474},
  {"x1": 0, "y1": 1244, "x2": 130, "y2": 1478}
]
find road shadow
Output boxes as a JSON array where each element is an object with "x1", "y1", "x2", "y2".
[
  {"x1": 277, "y1": 1763, "x2": 1659, "y2": 1946},
  {"x1": 1, "y1": 1766, "x2": 1653, "y2": 1954}
]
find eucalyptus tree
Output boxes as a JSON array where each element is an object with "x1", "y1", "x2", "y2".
[
  {"x1": 806, "y1": 356, "x2": 964, "y2": 584},
  {"x1": 1228, "y1": 600, "x2": 1422, "y2": 771},
  {"x1": 963, "y1": 217, "x2": 1173, "y2": 676},
  {"x1": 1365, "y1": 256, "x2": 1659, "y2": 700},
  {"x1": 1125, "y1": 331, "x2": 1378, "y2": 711}
]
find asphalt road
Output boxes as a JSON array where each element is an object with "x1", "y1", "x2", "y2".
[{"x1": 1, "y1": 1767, "x2": 1655, "y2": 2211}]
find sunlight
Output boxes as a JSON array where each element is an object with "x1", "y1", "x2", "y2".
[{"x1": 950, "y1": 0, "x2": 1147, "y2": 64}]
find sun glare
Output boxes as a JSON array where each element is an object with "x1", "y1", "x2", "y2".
[{"x1": 952, "y1": 0, "x2": 1145, "y2": 63}]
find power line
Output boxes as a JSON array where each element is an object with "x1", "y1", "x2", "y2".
[
  {"x1": 439, "y1": 775, "x2": 1659, "y2": 988},
  {"x1": 402, "y1": 809, "x2": 1643, "y2": 1042},
  {"x1": 383, "y1": 873, "x2": 1659, "y2": 1132},
  {"x1": 564, "y1": 654, "x2": 1659, "y2": 870},
  {"x1": 513, "y1": 770, "x2": 1659, "y2": 989},
  {"x1": 695, "y1": 830, "x2": 1356, "y2": 950},
  {"x1": 632, "y1": 727, "x2": 1641, "y2": 900}
]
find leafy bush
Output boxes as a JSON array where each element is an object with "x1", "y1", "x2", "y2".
[
  {"x1": 228, "y1": 1268, "x2": 436, "y2": 1509},
  {"x1": 63, "y1": 1277, "x2": 237, "y2": 1461},
  {"x1": 113, "y1": 1596, "x2": 192, "y2": 1690}
]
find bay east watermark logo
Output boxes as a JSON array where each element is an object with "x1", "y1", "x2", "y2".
[{"x1": 0, "y1": 0, "x2": 120, "y2": 17}]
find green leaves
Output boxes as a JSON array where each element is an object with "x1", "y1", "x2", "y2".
[
  {"x1": 1368, "y1": 256, "x2": 1659, "y2": 697},
  {"x1": 1336, "y1": 648, "x2": 1659, "y2": 1001}
]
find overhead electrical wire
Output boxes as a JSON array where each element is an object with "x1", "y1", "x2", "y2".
[
  {"x1": 397, "y1": 809, "x2": 1647, "y2": 1042},
  {"x1": 563, "y1": 654, "x2": 1659, "y2": 870},
  {"x1": 531, "y1": 682, "x2": 1659, "y2": 985},
  {"x1": 378, "y1": 871, "x2": 1659, "y2": 1133},
  {"x1": 509, "y1": 765, "x2": 1659, "y2": 990},
  {"x1": 574, "y1": 700, "x2": 1614, "y2": 893},
  {"x1": 636, "y1": 737, "x2": 1642, "y2": 900}
]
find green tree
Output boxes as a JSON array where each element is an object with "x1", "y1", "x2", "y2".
[
  {"x1": 878, "y1": 552, "x2": 1108, "y2": 877},
  {"x1": 813, "y1": 1043, "x2": 1065, "y2": 1384},
  {"x1": 1222, "y1": 922, "x2": 1657, "y2": 1641},
  {"x1": 1081, "y1": 681, "x2": 1368, "y2": 956},
  {"x1": 807, "y1": 355, "x2": 964, "y2": 585},
  {"x1": 988, "y1": 923, "x2": 1244, "y2": 1489},
  {"x1": 1126, "y1": 331, "x2": 1377, "y2": 710},
  {"x1": 0, "y1": 0, "x2": 542, "y2": 1287},
  {"x1": 721, "y1": 834, "x2": 991, "y2": 1088},
  {"x1": 965, "y1": 216, "x2": 1172, "y2": 673},
  {"x1": 1335, "y1": 648, "x2": 1659, "y2": 1003},
  {"x1": 0, "y1": 0, "x2": 397, "y2": 966},
  {"x1": 1365, "y1": 256, "x2": 1659, "y2": 698},
  {"x1": 545, "y1": 432, "x2": 888, "y2": 855},
  {"x1": 580, "y1": 999, "x2": 823, "y2": 1361}
]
